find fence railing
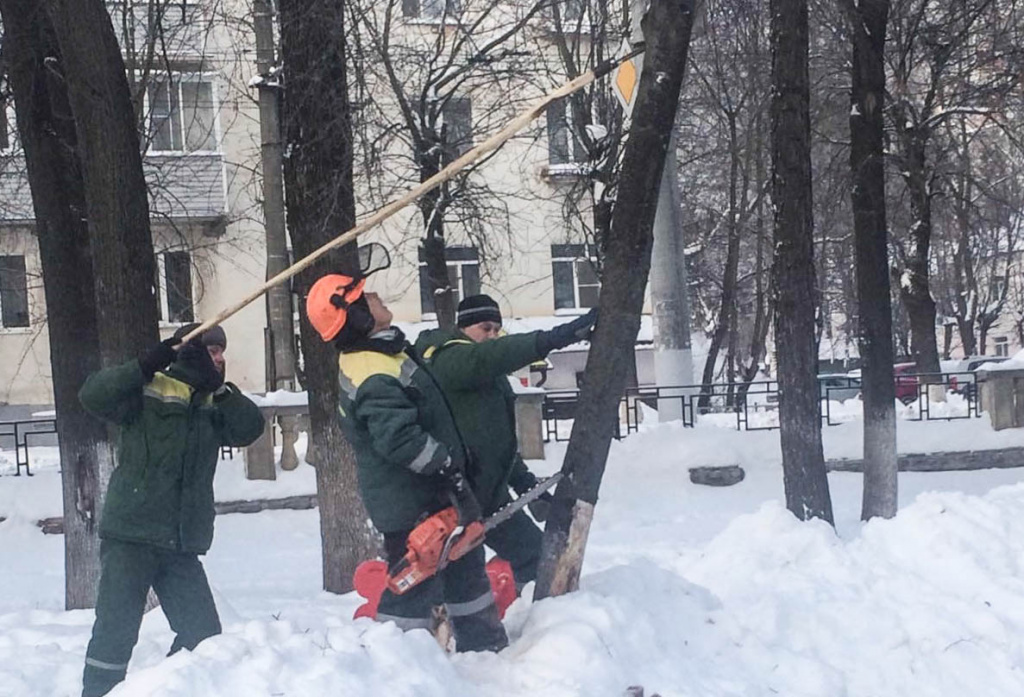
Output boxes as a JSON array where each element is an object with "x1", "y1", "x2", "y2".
[
  {"x1": 0, "y1": 417, "x2": 58, "y2": 476},
  {"x1": 541, "y1": 371, "x2": 986, "y2": 442}
]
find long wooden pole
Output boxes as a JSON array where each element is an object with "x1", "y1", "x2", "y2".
[{"x1": 181, "y1": 48, "x2": 644, "y2": 343}]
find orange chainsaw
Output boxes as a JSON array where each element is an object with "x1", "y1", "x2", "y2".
[{"x1": 386, "y1": 473, "x2": 563, "y2": 594}]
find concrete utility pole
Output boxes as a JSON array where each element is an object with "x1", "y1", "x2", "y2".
[
  {"x1": 632, "y1": 0, "x2": 696, "y2": 422},
  {"x1": 650, "y1": 129, "x2": 694, "y2": 421},
  {"x1": 254, "y1": 0, "x2": 296, "y2": 390}
]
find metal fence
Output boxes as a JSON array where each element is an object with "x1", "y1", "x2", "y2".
[
  {"x1": 541, "y1": 371, "x2": 987, "y2": 442},
  {"x1": 0, "y1": 417, "x2": 58, "y2": 476}
]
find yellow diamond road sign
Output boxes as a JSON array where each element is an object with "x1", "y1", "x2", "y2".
[{"x1": 612, "y1": 40, "x2": 643, "y2": 115}]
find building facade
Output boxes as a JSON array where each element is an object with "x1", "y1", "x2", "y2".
[{"x1": 0, "y1": 1, "x2": 619, "y2": 406}]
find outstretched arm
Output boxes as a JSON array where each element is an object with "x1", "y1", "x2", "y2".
[{"x1": 429, "y1": 333, "x2": 546, "y2": 390}]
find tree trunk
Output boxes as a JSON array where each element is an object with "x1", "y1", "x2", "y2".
[
  {"x1": 898, "y1": 132, "x2": 941, "y2": 375},
  {"x1": 420, "y1": 156, "x2": 456, "y2": 329},
  {"x1": 950, "y1": 127, "x2": 977, "y2": 358},
  {"x1": 769, "y1": 0, "x2": 833, "y2": 524},
  {"x1": 279, "y1": 0, "x2": 379, "y2": 593},
  {"x1": 44, "y1": 0, "x2": 161, "y2": 368},
  {"x1": 2, "y1": 0, "x2": 114, "y2": 610},
  {"x1": 535, "y1": 0, "x2": 695, "y2": 601},
  {"x1": 41, "y1": 0, "x2": 161, "y2": 604},
  {"x1": 255, "y1": 0, "x2": 297, "y2": 390},
  {"x1": 848, "y1": 0, "x2": 896, "y2": 521},
  {"x1": 943, "y1": 323, "x2": 954, "y2": 359},
  {"x1": 737, "y1": 116, "x2": 771, "y2": 402},
  {"x1": 698, "y1": 115, "x2": 742, "y2": 409}
]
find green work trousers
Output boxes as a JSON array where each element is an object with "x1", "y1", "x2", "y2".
[
  {"x1": 81, "y1": 539, "x2": 221, "y2": 697},
  {"x1": 377, "y1": 530, "x2": 508, "y2": 653}
]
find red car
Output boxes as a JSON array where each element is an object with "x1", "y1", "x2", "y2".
[{"x1": 894, "y1": 362, "x2": 918, "y2": 404}]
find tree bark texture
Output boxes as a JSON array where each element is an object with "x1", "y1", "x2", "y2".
[
  {"x1": 38, "y1": 0, "x2": 160, "y2": 603},
  {"x1": 535, "y1": 0, "x2": 695, "y2": 601},
  {"x1": 896, "y1": 130, "x2": 941, "y2": 375},
  {"x1": 44, "y1": 0, "x2": 161, "y2": 367},
  {"x1": 419, "y1": 144, "x2": 455, "y2": 329},
  {"x1": 769, "y1": 0, "x2": 833, "y2": 524},
  {"x1": 279, "y1": 0, "x2": 379, "y2": 593},
  {"x1": 848, "y1": 0, "x2": 897, "y2": 520},
  {"x1": 1, "y1": 0, "x2": 116, "y2": 610},
  {"x1": 698, "y1": 115, "x2": 742, "y2": 409}
]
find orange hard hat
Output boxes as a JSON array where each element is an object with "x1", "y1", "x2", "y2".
[{"x1": 306, "y1": 274, "x2": 367, "y2": 342}]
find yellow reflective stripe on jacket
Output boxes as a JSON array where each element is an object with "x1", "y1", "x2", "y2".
[
  {"x1": 142, "y1": 372, "x2": 210, "y2": 406},
  {"x1": 338, "y1": 351, "x2": 417, "y2": 397},
  {"x1": 422, "y1": 338, "x2": 473, "y2": 361}
]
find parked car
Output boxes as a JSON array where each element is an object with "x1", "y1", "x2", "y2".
[
  {"x1": 894, "y1": 362, "x2": 918, "y2": 404},
  {"x1": 818, "y1": 373, "x2": 862, "y2": 402},
  {"x1": 944, "y1": 355, "x2": 1009, "y2": 395}
]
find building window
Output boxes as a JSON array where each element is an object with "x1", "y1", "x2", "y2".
[
  {"x1": 994, "y1": 336, "x2": 1010, "y2": 357},
  {"x1": 547, "y1": 98, "x2": 585, "y2": 165},
  {"x1": 442, "y1": 96, "x2": 473, "y2": 164},
  {"x1": 147, "y1": 75, "x2": 217, "y2": 153},
  {"x1": 551, "y1": 244, "x2": 599, "y2": 310},
  {"x1": 419, "y1": 246, "x2": 480, "y2": 315},
  {"x1": 552, "y1": 0, "x2": 586, "y2": 24},
  {"x1": 0, "y1": 255, "x2": 29, "y2": 328},
  {"x1": 0, "y1": 94, "x2": 9, "y2": 152},
  {"x1": 157, "y1": 251, "x2": 195, "y2": 324},
  {"x1": 402, "y1": 0, "x2": 460, "y2": 20},
  {"x1": 0, "y1": 71, "x2": 13, "y2": 153}
]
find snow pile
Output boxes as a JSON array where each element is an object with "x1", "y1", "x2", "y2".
[
  {"x1": 687, "y1": 490, "x2": 1024, "y2": 696},
  {"x1": 983, "y1": 348, "x2": 1024, "y2": 371},
  {"x1": 4, "y1": 422, "x2": 1024, "y2": 696},
  {"x1": 7, "y1": 485, "x2": 1024, "y2": 696}
]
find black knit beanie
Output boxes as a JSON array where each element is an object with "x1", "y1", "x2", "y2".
[
  {"x1": 173, "y1": 322, "x2": 227, "y2": 349},
  {"x1": 457, "y1": 294, "x2": 502, "y2": 328}
]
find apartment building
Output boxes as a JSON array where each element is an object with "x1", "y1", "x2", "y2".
[{"x1": 0, "y1": 0, "x2": 619, "y2": 406}]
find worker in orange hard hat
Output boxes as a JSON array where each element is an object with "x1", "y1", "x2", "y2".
[{"x1": 305, "y1": 243, "x2": 508, "y2": 653}]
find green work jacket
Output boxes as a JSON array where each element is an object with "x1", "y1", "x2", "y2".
[{"x1": 79, "y1": 359, "x2": 264, "y2": 553}]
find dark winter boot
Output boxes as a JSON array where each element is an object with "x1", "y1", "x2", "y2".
[{"x1": 449, "y1": 601, "x2": 509, "y2": 653}]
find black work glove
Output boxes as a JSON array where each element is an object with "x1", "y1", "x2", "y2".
[
  {"x1": 509, "y1": 468, "x2": 539, "y2": 497},
  {"x1": 139, "y1": 338, "x2": 179, "y2": 380},
  {"x1": 528, "y1": 492, "x2": 554, "y2": 523},
  {"x1": 177, "y1": 338, "x2": 224, "y2": 393},
  {"x1": 440, "y1": 459, "x2": 483, "y2": 525},
  {"x1": 537, "y1": 308, "x2": 599, "y2": 354}
]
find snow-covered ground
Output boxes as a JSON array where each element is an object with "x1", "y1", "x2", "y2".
[{"x1": 3, "y1": 418, "x2": 1024, "y2": 696}]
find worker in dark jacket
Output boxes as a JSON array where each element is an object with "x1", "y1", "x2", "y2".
[
  {"x1": 414, "y1": 294, "x2": 597, "y2": 591},
  {"x1": 306, "y1": 265, "x2": 507, "y2": 652},
  {"x1": 79, "y1": 324, "x2": 264, "y2": 697}
]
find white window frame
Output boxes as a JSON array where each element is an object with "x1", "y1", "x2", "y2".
[
  {"x1": 419, "y1": 247, "x2": 480, "y2": 320},
  {"x1": 107, "y1": 1, "x2": 203, "y2": 52},
  {"x1": 156, "y1": 250, "x2": 197, "y2": 327},
  {"x1": 0, "y1": 254, "x2": 31, "y2": 332},
  {"x1": 441, "y1": 95, "x2": 473, "y2": 164},
  {"x1": 994, "y1": 336, "x2": 1010, "y2": 357},
  {"x1": 403, "y1": 0, "x2": 462, "y2": 24},
  {"x1": 142, "y1": 72, "x2": 222, "y2": 156},
  {"x1": 551, "y1": 244, "x2": 600, "y2": 312},
  {"x1": 546, "y1": 98, "x2": 588, "y2": 176},
  {"x1": 544, "y1": 0, "x2": 589, "y2": 33}
]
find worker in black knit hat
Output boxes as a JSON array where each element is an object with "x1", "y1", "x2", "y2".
[{"x1": 415, "y1": 294, "x2": 597, "y2": 593}]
